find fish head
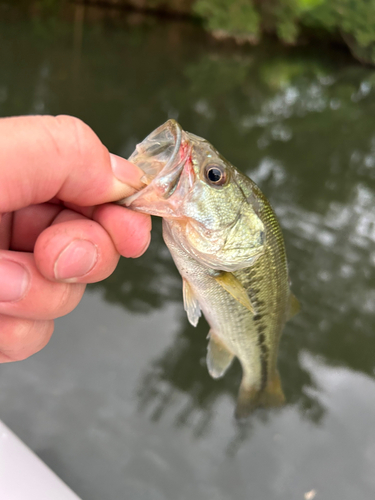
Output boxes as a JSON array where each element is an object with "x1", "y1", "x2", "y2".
[{"x1": 122, "y1": 120, "x2": 265, "y2": 271}]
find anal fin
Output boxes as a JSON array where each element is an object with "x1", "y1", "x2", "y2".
[
  {"x1": 183, "y1": 279, "x2": 201, "y2": 327},
  {"x1": 235, "y1": 371, "x2": 285, "y2": 420},
  {"x1": 207, "y1": 331, "x2": 234, "y2": 379}
]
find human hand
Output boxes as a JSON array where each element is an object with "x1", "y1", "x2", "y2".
[{"x1": 0, "y1": 115, "x2": 151, "y2": 362}]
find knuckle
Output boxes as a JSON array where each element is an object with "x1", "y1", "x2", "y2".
[
  {"x1": 0, "y1": 319, "x2": 54, "y2": 361},
  {"x1": 39, "y1": 115, "x2": 99, "y2": 171},
  {"x1": 55, "y1": 115, "x2": 99, "y2": 165},
  {"x1": 34, "y1": 320, "x2": 55, "y2": 353},
  {"x1": 52, "y1": 282, "x2": 85, "y2": 318},
  {"x1": 54, "y1": 114, "x2": 88, "y2": 136},
  {"x1": 4, "y1": 320, "x2": 35, "y2": 353}
]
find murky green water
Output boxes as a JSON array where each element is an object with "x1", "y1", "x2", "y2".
[{"x1": 2, "y1": 3, "x2": 375, "y2": 499}]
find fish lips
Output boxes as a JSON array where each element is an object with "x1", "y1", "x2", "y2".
[{"x1": 118, "y1": 119, "x2": 193, "y2": 217}]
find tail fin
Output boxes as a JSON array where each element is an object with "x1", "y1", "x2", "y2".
[{"x1": 235, "y1": 371, "x2": 285, "y2": 420}]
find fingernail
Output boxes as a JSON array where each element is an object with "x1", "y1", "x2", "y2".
[
  {"x1": 110, "y1": 153, "x2": 146, "y2": 188},
  {"x1": 0, "y1": 260, "x2": 29, "y2": 302},
  {"x1": 54, "y1": 240, "x2": 98, "y2": 281}
]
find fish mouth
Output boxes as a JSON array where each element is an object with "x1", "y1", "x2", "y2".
[{"x1": 117, "y1": 119, "x2": 192, "y2": 217}]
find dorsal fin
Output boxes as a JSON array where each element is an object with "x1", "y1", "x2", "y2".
[{"x1": 287, "y1": 292, "x2": 300, "y2": 320}]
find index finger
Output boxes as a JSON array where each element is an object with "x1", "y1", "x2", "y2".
[{"x1": 0, "y1": 115, "x2": 144, "y2": 213}]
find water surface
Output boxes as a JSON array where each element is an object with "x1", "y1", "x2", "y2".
[{"x1": 1, "y1": 4, "x2": 375, "y2": 499}]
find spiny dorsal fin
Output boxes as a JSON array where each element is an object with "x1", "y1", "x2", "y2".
[
  {"x1": 183, "y1": 279, "x2": 201, "y2": 327},
  {"x1": 287, "y1": 292, "x2": 300, "y2": 321},
  {"x1": 207, "y1": 331, "x2": 235, "y2": 379},
  {"x1": 214, "y1": 272, "x2": 255, "y2": 314}
]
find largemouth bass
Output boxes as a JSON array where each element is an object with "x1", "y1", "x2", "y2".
[{"x1": 120, "y1": 120, "x2": 299, "y2": 419}]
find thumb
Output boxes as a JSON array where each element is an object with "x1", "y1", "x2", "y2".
[{"x1": 0, "y1": 115, "x2": 144, "y2": 213}]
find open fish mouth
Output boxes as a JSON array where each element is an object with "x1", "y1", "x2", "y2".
[{"x1": 117, "y1": 120, "x2": 192, "y2": 216}]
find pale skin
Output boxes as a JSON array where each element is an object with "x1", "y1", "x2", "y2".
[{"x1": 0, "y1": 115, "x2": 152, "y2": 363}]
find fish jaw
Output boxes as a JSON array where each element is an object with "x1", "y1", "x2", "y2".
[{"x1": 119, "y1": 119, "x2": 195, "y2": 217}]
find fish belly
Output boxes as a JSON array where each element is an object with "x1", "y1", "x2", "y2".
[{"x1": 163, "y1": 220, "x2": 263, "y2": 387}]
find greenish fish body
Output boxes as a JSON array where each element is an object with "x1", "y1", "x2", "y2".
[{"x1": 121, "y1": 120, "x2": 298, "y2": 418}]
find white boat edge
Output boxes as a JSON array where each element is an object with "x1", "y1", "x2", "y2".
[{"x1": 0, "y1": 420, "x2": 82, "y2": 500}]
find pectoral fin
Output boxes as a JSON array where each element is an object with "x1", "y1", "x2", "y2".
[
  {"x1": 183, "y1": 279, "x2": 201, "y2": 327},
  {"x1": 287, "y1": 292, "x2": 300, "y2": 320},
  {"x1": 214, "y1": 272, "x2": 255, "y2": 314},
  {"x1": 207, "y1": 331, "x2": 234, "y2": 379}
]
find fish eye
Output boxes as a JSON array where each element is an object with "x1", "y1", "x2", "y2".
[{"x1": 204, "y1": 165, "x2": 227, "y2": 186}]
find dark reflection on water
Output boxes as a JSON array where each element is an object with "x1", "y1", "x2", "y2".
[
  {"x1": 73, "y1": 10, "x2": 375, "y2": 430},
  {"x1": 2, "y1": 3, "x2": 375, "y2": 498},
  {"x1": 135, "y1": 311, "x2": 325, "y2": 436}
]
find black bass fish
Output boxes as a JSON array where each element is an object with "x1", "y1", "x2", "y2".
[{"x1": 119, "y1": 120, "x2": 299, "y2": 419}]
